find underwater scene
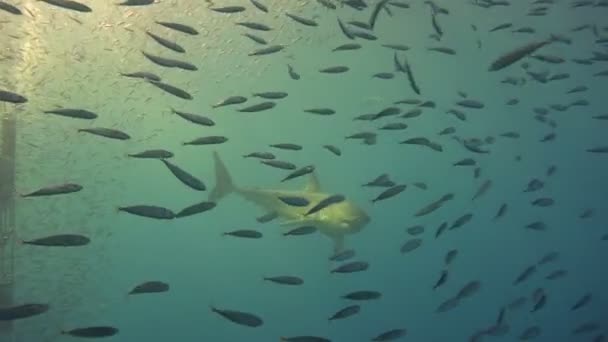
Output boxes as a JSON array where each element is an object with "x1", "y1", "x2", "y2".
[{"x1": 0, "y1": 0, "x2": 607, "y2": 341}]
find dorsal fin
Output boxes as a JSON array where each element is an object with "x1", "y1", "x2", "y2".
[{"x1": 304, "y1": 172, "x2": 322, "y2": 193}]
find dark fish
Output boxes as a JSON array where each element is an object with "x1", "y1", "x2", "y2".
[
  {"x1": 22, "y1": 183, "x2": 82, "y2": 197},
  {"x1": 261, "y1": 160, "x2": 296, "y2": 170},
  {"x1": 161, "y1": 159, "x2": 205, "y2": 191},
  {"x1": 488, "y1": 37, "x2": 555, "y2": 71},
  {"x1": 382, "y1": 44, "x2": 410, "y2": 51},
  {"x1": 210, "y1": 6, "x2": 246, "y2": 13},
  {"x1": 352, "y1": 30, "x2": 378, "y2": 40},
  {"x1": 472, "y1": 180, "x2": 492, "y2": 200},
  {"x1": 282, "y1": 166, "x2": 314, "y2": 182},
  {"x1": 0, "y1": 304, "x2": 49, "y2": 321},
  {"x1": 256, "y1": 211, "x2": 278, "y2": 223},
  {"x1": 211, "y1": 306, "x2": 263, "y2": 327},
  {"x1": 545, "y1": 269, "x2": 567, "y2": 280},
  {"x1": 250, "y1": 0, "x2": 267, "y2": 12},
  {"x1": 372, "y1": 329, "x2": 406, "y2": 341},
  {"x1": 287, "y1": 64, "x2": 300, "y2": 79},
  {"x1": 146, "y1": 31, "x2": 185, "y2": 53},
  {"x1": 317, "y1": 0, "x2": 336, "y2": 9},
  {"x1": 337, "y1": 18, "x2": 354, "y2": 40},
  {"x1": 213, "y1": 96, "x2": 247, "y2": 108},
  {"x1": 571, "y1": 293, "x2": 592, "y2": 311},
  {"x1": 531, "y1": 294, "x2": 546, "y2": 312},
  {"x1": 148, "y1": 80, "x2": 192, "y2": 100},
  {"x1": 494, "y1": 203, "x2": 507, "y2": 219},
  {"x1": 524, "y1": 179, "x2": 544, "y2": 192},
  {"x1": 279, "y1": 196, "x2": 309, "y2": 207},
  {"x1": 567, "y1": 85, "x2": 588, "y2": 94},
  {"x1": 128, "y1": 149, "x2": 173, "y2": 159},
  {"x1": 526, "y1": 221, "x2": 547, "y2": 231},
  {"x1": 401, "y1": 56, "x2": 420, "y2": 94},
  {"x1": 320, "y1": 66, "x2": 349, "y2": 73},
  {"x1": 531, "y1": 197, "x2": 554, "y2": 207},
  {"x1": 223, "y1": 229, "x2": 262, "y2": 239},
  {"x1": 306, "y1": 194, "x2": 345, "y2": 215},
  {"x1": 333, "y1": 43, "x2": 361, "y2": 52},
  {"x1": 254, "y1": 92, "x2": 288, "y2": 99},
  {"x1": 0, "y1": 1, "x2": 21, "y2": 14},
  {"x1": 175, "y1": 201, "x2": 216, "y2": 218},
  {"x1": 406, "y1": 225, "x2": 424, "y2": 236},
  {"x1": 120, "y1": 71, "x2": 161, "y2": 81},
  {"x1": 587, "y1": 146, "x2": 608, "y2": 153},
  {"x1": 415, "y1": 193, "x2": 453, "y2": 217},
  {"x1": 537, "y1": 251, "x2": 559, "y2": 265},
  {"x1": 271, "y1": 143, "x2": 301, "y2": 150},
  {"x1": 372, "y1": 184, "x2": 406, "y2": 203},
  {"x1": 373, "y1": 107, "x2": 401, "y2": 119},
  {"x1": 44, "y1": 108, "x2": 97, "y2": 119},
  {"x1": 172, "y1": 108, "x2": 214, "y2": 126},
  {"x1": 183, "y1": 136, "x2": 228, "y2": 145},
  {"x1": 238, "y1": 102, "x2": 276, "y2": 112},
  {"x1": 453, "y1": 158, "x2": 475, "y2": 166},
  {"x1": 263, "y1": 276, "x2": 303, "y2": 285},
  {"x1": 369, "y1": 0, "x2": 390, "y2": 29},
  {"x1": 142, "y1": 51, "x2": 197, "y2": 70},
  {"x1": 500, "y1": 131, "x2": 520, "y2": 138},
  {"x1": 329, "y1": 249, "x2": 355, "y2": 262},
  {"x1": 118, "y1": 205, "x2": 175, "y2": 219},
  {"x1": 249, "y1": 45, "x2": 285, "y2": 56},
  {"x1": 331, "y1": 261, "x2": 369, "y2": 273},
  {"x1": 280, "y1": 336, "x2": 330, "y2": 342},
  {"x1": 449, "y1": 213, "x2": 473, "y2": 229},
  {"x1": 305, "y1": 108, "x2": 335, "y2": 115},
  {"x1": 129, "y1": 281, "x2": 169, "y2": 295},
  {"x1": 237, "y1": 21, "x2": 272, "y2": 31},
  {"x1": 323, "y1": 145, "x2": 341, "y2": 156},
  {"x1": 285, "y1": 12, "x2": 318, "y2": 26},
  {"x1": 342, "y1": 290, "x2": 381, "y2": 300},
  {"x1": 433, "y1": 270, "x2": 448, "y2": 290},
  {"x1": 283, "y1": 225, "x2": 317, "y2": 236},
  {"x1": 0, "y1": 89, "x2": 27, "y2": 103},
  {"x1": 22, "y1": 234, "x2": 89, "y2": 247},
  {"x1": 78, "y1": 127, "x2": 130, "y2": 140},
  {"x1": 118, "y1": 0, "x2": 154, "y2": 5},
  {"x1": 436, "y1": 296, "x2": 460, "y2": 313},
  {"x1": 490, "y1": 23, "x2": 513, "y2": 32},
  {"x1": 572, "y1": 322, "x2": 600, "y2": 335},
  {"x1": 62, "y1": 327, "x2": 118, "y2": 338},
  {"x1": 400, "y1": 238, "x2": 422, "y2": 253},
  {"x1": 514, "y1": 266, "x2": 536, "y2": 285},
  {"x1": 428, "y1": 47, "x2": 456, "y2": 55},
  {"x1": 456, "y1": 99, "x2": 484, "y2": 109},
  {"x1": 363, "y1": 174, "x2": 394, "y2": 187},
  {"x1": 457, "y1": 281, "x2": 481, "y2": 299},
  {"x1": 401, "y1": 137, "x2": 442, "y2": 151},
  {"x1": 40, "y1": 0, "x2": 91, "y2": 12},
  {"x1": 243, "y1": 33, "x2": 267, "y2": 45},
  {"x1": 445, "y1": 249, "x2": 458, "y2": 265},
  {"x1": 155, "y1": 21, "x2": 199, "y2": 35},
  {"x1": 373, "y1": 72, "x2": 395, "y2": 79},
  {"x1": 379, "y1": 123, "x2": 407, "y2": 130},
  {"x1": 329, "y1": 305, "x2": 360, "y2": 321}
]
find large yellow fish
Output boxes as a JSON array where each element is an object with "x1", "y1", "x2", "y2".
[{"x1": 209, "y1": 152, "x2": 370, "y2": 253}]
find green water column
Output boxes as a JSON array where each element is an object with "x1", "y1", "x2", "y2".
[{"x1": 0, "y1": 109, "x2": 16, "y2": 341}]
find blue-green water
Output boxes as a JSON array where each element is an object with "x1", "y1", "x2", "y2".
[{"x1": 1, "y1": 0, "x2": 607, "y2": 341}]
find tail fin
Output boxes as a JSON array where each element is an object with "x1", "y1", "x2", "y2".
[{"x1": 209, "y1": 151, "x2": 235, "y2": 202}]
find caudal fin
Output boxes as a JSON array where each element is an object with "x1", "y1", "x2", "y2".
[{"x1": 209, "y1": 151, "x2": 235, "y2": 202}]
